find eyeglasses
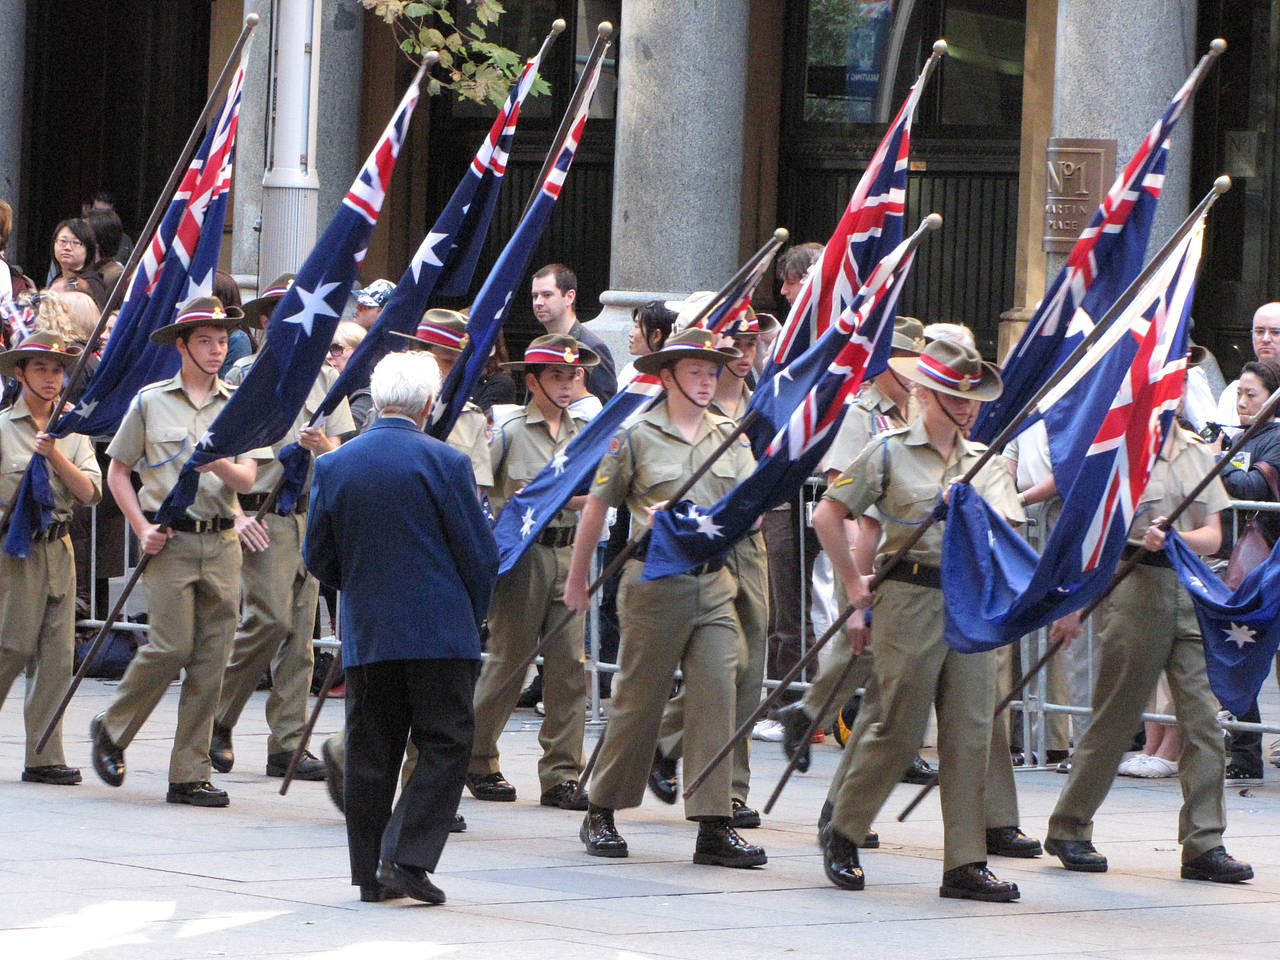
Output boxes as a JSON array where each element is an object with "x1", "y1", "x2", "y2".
[
  {"x1": 327, "y1": 343, "x2": 348, "y2": 356},
  {"x1": 54, "y1": 236, "x2": 84, "y2": 247},
  {"x1": 1253, "y1": 327, "x2": 1280, "y2": 340}
]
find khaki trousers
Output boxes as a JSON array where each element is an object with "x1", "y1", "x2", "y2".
[
  {"x1": 1047, "y1": 564, "x2": 1227, "y2": 861},
  {"x1": 590, "y1": 560, "x2": 741, "y2": 820},
  {"x1": 469, "y1": 539, "x2": 585, "y2": 792},
  {"x1": 216, "y1": 512, "x2": 318, "y2": 755},
  {"x1": 0, "y1": 535, "x2": 75, "y2": 766},
  {"x1": 657, "y1": 533, "x2": 769, "y2": 801},
  {"x1": 103, "y1": 529, "x2": 240, "y2": 783},
  {"x1": 830, "y1": 579, "x2": 995, "y2": 871}
]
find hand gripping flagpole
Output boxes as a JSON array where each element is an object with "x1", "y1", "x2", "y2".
[
  {"x1": 0, "y1": 14, "x2": 262, "y2": 542},
  {"x1": 686, "y1": 178, "x2": 1233, "y2": 803},
  {"x1": 892, "y1": 179, "x2": 1235, "y2": 823}
]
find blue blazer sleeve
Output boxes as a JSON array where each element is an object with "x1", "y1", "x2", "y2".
[
  {"x1": 303, "y1": 457, "x2": 342, "y2": 589},
  {"x1": 441, "y1": 455, "x2": 499, "y2": 631}
]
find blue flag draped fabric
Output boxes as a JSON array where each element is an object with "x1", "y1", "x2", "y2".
[
  {"x1": 2, "y1": 60, "x2": 246, "y2": 557},
  {"x1": 152, "y1": 70, "x2": 421, "y2": 526},
  {"x1": 762, "y1": 51, "x2": 928, "y2": 380},
  {"x1": 1165, "y1": 530, "x2": 1280, "y2": 718},
  {"x1": 942, "y1": 221, "x2": 1203, "y2": 652},
  {"x1": 642, "y1": 232, "x2": 920, "y2": 580},
  {"x1": 429, "y1": 53, "x2": 605, "y2": 442},
  {"x1": 271, "y1": 50, "x2": 545, "y2": 512},
  {"x1": 970, "y1": 53, "x2": 1211, "y2": 445}
]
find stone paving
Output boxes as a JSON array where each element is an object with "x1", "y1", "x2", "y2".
[{"x1": 1, "y1": 675, "x2": 1278, "y2": 959}]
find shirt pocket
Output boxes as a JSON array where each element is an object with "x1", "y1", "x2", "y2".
[
  {"x1": 144, "y1": 426, "x2": 189, "y2": 467},
  {"x1": 882, "y1": 483, "x2": 939, "y2": 526},
  {"x1": 634, "y1": 459, "x2": 684, "y2": 506}
]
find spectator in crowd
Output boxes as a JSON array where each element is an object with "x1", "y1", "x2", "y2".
[
  {"x1": 48, "y1": 219, "x2": 106, "y2": 307},
  {"x1": 353, "y1": 279, "x2": 395, "y2": 329},
  {"x1": 214, "y1": 270, "x2": 252, "y2": 377},
  {"x1": 530, "y1": 263, "x2": 616, "y2": 403},
  {"x1": 329, "y1": 319, "x2": 372, "y2": 432},
  {"x1": 84, "y1": 191, "x2": 133, "y2": 265},
  {"x1": 471, "y1": 329, "x2": 517, "y2": 415},
  {"x1": 86, "y1": 208, "x2": 125, "y2": 294}
]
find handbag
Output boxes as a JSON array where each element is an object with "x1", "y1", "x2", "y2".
[{"x1": 1223, "y1": 459, "x2": 1280, "y2": 590}]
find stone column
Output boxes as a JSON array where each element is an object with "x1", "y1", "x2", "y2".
[
  {"x1": 1049, "y1": 0, "x2": 1197, "y2": 279},
  {"x1": 315, "y1": 0, "x2": 364, "y2": 228},
  {"x1": 230, "y1": 0, "x2": 272, "y2": 289},
  {"x1": 592, "y1": 0, "x2": 751, "y2": 357},
  {"x1": 0, "y1": 0, "x2": 26, "y2": 249}
]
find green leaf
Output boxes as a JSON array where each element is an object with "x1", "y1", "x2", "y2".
[
  {"x1": 404, "y1": 2, "x2": 431, "y2": 16},
  {"x1": 444, "y1": 31, "x2": 464, "y2": 51},
  {"x1": 435, "y1": 47, "x2": 454, "y2": 69},
  {"x1": 436, "y1": 7, "x2": 454, "y2": 26},
  {"x1": 475, "y1": 0, "x2": 504, "y2": 26},
  {"x1": 471, "y1": 23, "x2": 486, "y2": 40},
  {"x1": 400, "y1": 37, "x2": 417, "y2": 54},
  {"x1": 530, "y1": 75, "x2": 551, "y2": 98},
  {"x1": 427, "y1": 77, "x2": 442, "y2": 97},
  {"x1": 425, "y1": 27, "x2": 446, "y2": 48}
]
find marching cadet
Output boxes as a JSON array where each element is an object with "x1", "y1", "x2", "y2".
[
  {"x1": 1044, "y1": 408, "x2": 1254, "y2": 883},
  {"x1": 650, "y1": 311, "x2": 778, "y2": 829},
  {"x1": 90, "y1": 297, "x2": 271, "y2": 806},
  {"x1": 0, "y1": 332, "x2": 101, "y2": 784},
  {"x1": 207, "y1": 276, "x2": 354, "y2": 781},
  {"x1": 811, "y1": 338, "x2": 1025, "y2": 901},
  {"x1": 466, "y1": 334, "x2": 598, "y2": 808},
  {"x1": 565, "y1": 327, "x2": 766, "y2": 868}
]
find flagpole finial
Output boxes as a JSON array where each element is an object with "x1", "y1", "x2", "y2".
[
  {"x1": 245, "y1": 12, "x2": 259, "y2": 28},
  {"x1": 924, "y1": 212, "x2": 943, "y2": 231},
  {"x1": 1213, "y1": 175, "x2": 1232, "y2": 195},
  {"x1": 551, "y1": 18, "x2": 567, "y2": 36},
  {"x1": 773, "y1": 227, "x2": 789, "y2": 244},
  {"x1": 597, "y1": 21, "x2": 615, "y2": 40},
  {"x1": 1210, "y1": 37, "x2": 1227, "y2": 55},
  {"x1": 932, "y1": 39, "x2": 948, "y2": 58}
]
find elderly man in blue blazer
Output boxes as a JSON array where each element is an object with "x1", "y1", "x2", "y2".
[{"x1": 304, "y1": 350, "x2": 497, "y2": 905}]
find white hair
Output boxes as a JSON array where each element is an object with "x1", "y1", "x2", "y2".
[
  {"x1": 922, "y1": 322, "x2": 976, "y2": 350},
  {"x1": 371, "y1": 350, "x2": 441, "y2": 417}
]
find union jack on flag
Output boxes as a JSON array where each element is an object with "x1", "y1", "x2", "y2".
[
  {"x1": 765, "y1": 45, "x2": 941, "y2": 378},
  {"x1": 971, "y1": 45, "x2": 1218, "y2": 444},
  {"x1": 153, "y1": 65, "x2": 422, "y2": 525},
  {"x1": 941, "y1": 219, "x2": 1202, "y2": 652}
]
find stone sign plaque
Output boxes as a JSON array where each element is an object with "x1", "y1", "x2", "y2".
[{"x1": 1042, "y1": 138, "x2": 1116, "y2": 253}]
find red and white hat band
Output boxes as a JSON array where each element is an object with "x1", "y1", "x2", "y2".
[
  {"x1": 179, "y1": 308, "x2": 225, "y2": 324},
  {"x1": 414, "y1": 321, "x2": 466, "y2": 349},
  {"x1": 918, "y1": 352, "x2": 980, "y2": 390},
  {"x1": 525, "y1": 344, "x2": 580, "y2": 364}
]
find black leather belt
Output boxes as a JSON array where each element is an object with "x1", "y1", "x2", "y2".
[
  {"x1": 32, "y1": 520, "x2": 70, "y2": 542},
  {"x1": 144, "y1": 511, "x2": 234, "y2": 534},
  {"x1": 1122, "y1": 544, "x2": 1172, "y2": 568},
  {"x1": 536, "y1": 526, "x2": 576, "y2": 548},
  {"x1": 238, "y1": 492, "x2": 309, "y2": 515},
  {"x1": 881, "y1": 561, "x2": 942, "y2": 589}
]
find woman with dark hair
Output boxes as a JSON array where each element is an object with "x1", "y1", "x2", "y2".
[
  {"x1": 86, "y1": 208, "x2": 125, "y2": 294},
  {"x1": 471, "y1": 328, "x2": 517, "y2": 415},
  {"x1": 617, "y1": 300, "x2": 677, "y2": 387},
  {"x1": 48, "y1": 218, "x2": 106, "y2": 307},
  {"x1": 214, "y1": 270, "x2": 253, "y2": 377},
  {"x1": 1218, "y1": 357, "x2": 1280, "y2": 785}
]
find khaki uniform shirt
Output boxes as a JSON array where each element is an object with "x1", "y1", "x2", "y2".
[
  {"x1": 451, "y1": 401, "x2": 493, "y2": 489},
  {"x1": 106, "y1": 373, "x2": 272, "y2": 519},
  {"x1": 1126, "y1": 424, "x2": 1229, "y2": 546},
  {"x1": 591, "y1": 401, "x2": 755, "y2": 528},
  {"x1": 0, "y1": 395, "x2": 102, "y2": 520},
  {"x1": 825, "y1": 418, "x2": 1024, "y2": 567},
  {"x1": 226, "y1": 356, "x2": 355, "y2": 494},
  {"x1": 489, "y1": 403, "x2": 582, "y2": 527},
  {"x1": 818, "y1": 381, "x2": 906, "y2": 476}
]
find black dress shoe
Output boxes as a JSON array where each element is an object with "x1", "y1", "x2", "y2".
[
  {"x1": 730, "y1": 797, "x2": 761, "y2": 829},
  {"x1": 986, "y1": 826, "x2": 1042, "y2": 858},
  {"x1": 209, "y1": 723, "x2": 234, "y2": 774},
  {"x1": 22, "y1": 764, "x2": 82, "y2": 785},
  {"x1": 647, "y1": 748, "x2": 678, "y2": 805},
  {"x1": 466, "y1": 771, "x2": 516, "y2": 801},
  {"x1": 90, "y1": 713, "x2": 125, "y2": 787},
  {"x1": 775, "y1": 702, "x2": 814, "y2": 773},
  {"x1": 267, "y1": 749, "x2": 327, "y2": 780},
  {"x1": 822, "y1": 827, "x2": 864, "y2": 890},
  {"x1": 939, "y1": 862, "x2": 1019, "y2": 901},
  {"x1": 1181, "y1": 846, "x2": 1253, "y2": 883},
  {"x1": 541, "y1": 780, "x2": 589, "y2": 810},
  {"x1": 693, "y1": 818, "x2": 767, "y2": 868},
  {"x1": 450, "y1": 813, "x2": 467, "y2": 833},
  {"x1": 863, "y1": 830, "x2": 880, "y2": 848},
  {"x1": 359, "y1": 882, "x2": 403, "y2": 902},
  {"x1": 166, "y1": 781, "x2": 230, "y2": 807},
  {"x1": 515, "y1": 677, "x2": 542, "y2": 708},
  {"x1": 1044, "y1": 837, "x2": 1107, "y2": 872},
  {"x1": 375, "y1": 860, "x2": 446, "y2": 904},
  {"x1": 817, "y1": 799, "x2": 832, "y2": 844},
  {"x1": 1045, "y1": 749, "x2": 1071, "y2": 765},
  {"x1": 580, "y1": 804, "x2": 628, "y2": 857},
  {"x1": 321, "y1": 739, "x2": 345, "y2": 814},
  {"x1": 900, "y1": 754, "x2": 935, "y2": 785}
]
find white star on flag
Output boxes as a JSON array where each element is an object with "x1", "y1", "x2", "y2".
[
  {"x1": 1223, "y1": 622, "x2": 1257, "y2": 651},
  {"x1": 410, "y1": 231, "x2": 449, "y2": 282},
  {"x1": 274, "y1": 280, "x2": 342, "y2": 336},
  {"x1": 520, "y1": 507, "x2": 536, "y2": 538},
  {"x1": 183, "y1": 264, "x2": 216, "y2": 301},
  {"x1": 551, "y1": 450, "x2": 568, "y2": 475},
  {"x1": 73, "y1": 398, "x2": 99, "y2": 420},
  {"x1": 685, "y1": 506, "x2": 724, "y2": 539}
]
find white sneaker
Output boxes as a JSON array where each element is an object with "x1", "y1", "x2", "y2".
[
  {"x1": 1134, "y1": 756, "x2": 1177, "y2": 778},
  {"x1": 752, "y1": 719, "x2": 784, "y2": 742},
  {"x1": 1117, "y1": 755, "x2": 1148, "y2": 777}
]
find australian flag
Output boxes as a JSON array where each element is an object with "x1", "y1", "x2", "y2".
[
  {"x1": 152, "y1": 66, "x2": 421, "y2": 525},
  {"x1": 429, "y1": 45, "x2": 606, "y2": 442},
  {"x1": 764, "y1": 46, "x2": 937, "y2": 378},
  {"x1": 643, "y1": 229, "x2": 921, "y2": 580},
  {"x1": 272, "y1": 47, "x2": 547, "y2": 511},
  {"x1": 1165, "y1": 529, "x2": 1280, "y2": 718},
  {"x1": 970, "y1": 49, "x2": 1214, "y2": 444},
  {"x1": 942, "y1": 221, "x2": 1202, "y2": 652},
  {"x1": 2, "y1": 59, "x2": 246, "y2": 557}
]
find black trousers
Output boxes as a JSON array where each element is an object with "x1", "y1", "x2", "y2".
[{"x1": 344, "y1": 657, "x2": 480, "y2": 886}]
